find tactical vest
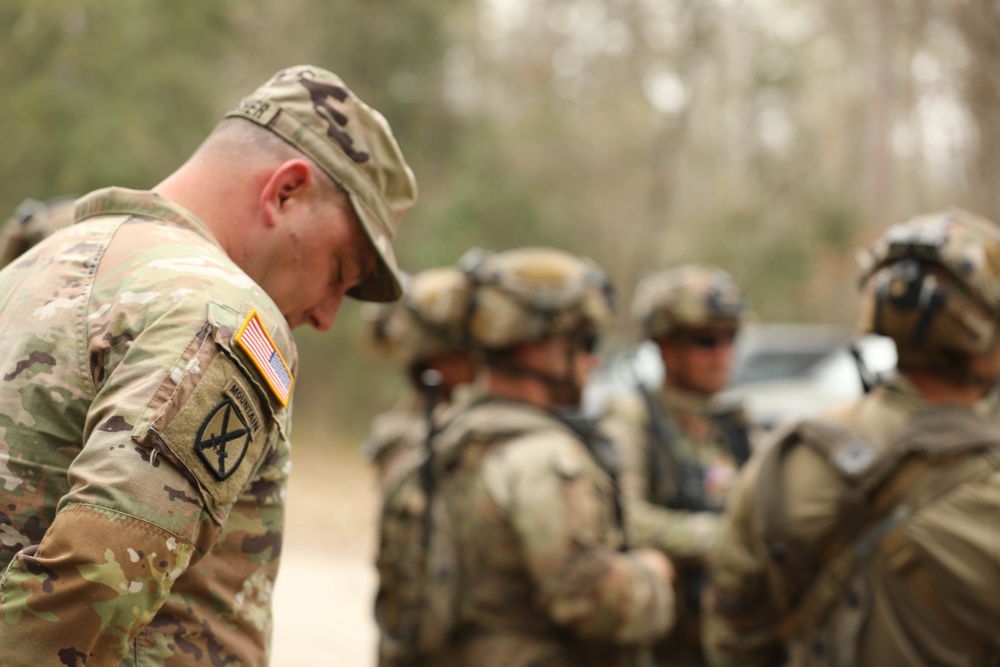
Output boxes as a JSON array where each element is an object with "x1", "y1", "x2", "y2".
[
  {"x1": 754, "y1": 406, "x2": 1000, "y2": 666},
  {"x1": 374, "y1": 397, "x2": 627, "y2": 667},
  {"x1": 641, "y1": 385, "x2": 751, "y2": 512}
]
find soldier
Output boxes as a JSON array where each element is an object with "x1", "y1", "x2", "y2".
[
  {"x1": 0, "y1": 65, "x2": 417, "y2": 665},
  {"x1": 599, "y1": 263, "x2": 752, "y2": 665},
  {"x1": 384, "y1": 246, "x2": 675, "y2": 667},
  {"x1": 704, "y1": 209, "x2": 1000, "y2": 666},
  {"x1": 0, "y1": 195, "x2": 76, "y2": 269},
  {"x1": 360, "y1": 266, "x2": 476, "y2": 491}
]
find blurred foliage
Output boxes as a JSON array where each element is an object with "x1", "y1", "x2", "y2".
[{"x1": 2, "y1": 0, "x2": 999, "y2": 445}]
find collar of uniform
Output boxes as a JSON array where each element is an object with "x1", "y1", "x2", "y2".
[
  {"x1": 75, "y1": 187, "x2": 222, "y2": 246},
  {"x1": 880, "y1": 371, "x2": 1000, "y2": 418},
  {"x1": 659, "y1": 383, "x2": 713, "y2": 416}
]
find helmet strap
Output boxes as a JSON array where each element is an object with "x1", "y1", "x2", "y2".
[{"x1": 909, "y1": 275, "x2": 947, "y2": 346}]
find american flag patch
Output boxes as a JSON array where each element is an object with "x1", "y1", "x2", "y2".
[{"x1": 235, "y1": 311, "x2": 294, "y2": 407}]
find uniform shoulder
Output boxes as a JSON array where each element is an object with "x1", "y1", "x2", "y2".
[
  {"x1": 361, "y1": 404, "x2": 426, "y2": 460},
  {"x1": 437, "y1": 399, "x2": 561, "y2": 451},
  {"x1": 483, "y1": 426, "x2": 589, "y2": 491},
  {"x1": 89, "y1": 211, "x2": 294, "y2": 370}
]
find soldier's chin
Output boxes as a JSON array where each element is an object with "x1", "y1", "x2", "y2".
[{"x1": 696, "y1": 371, "x2": 728, "y2": 394}]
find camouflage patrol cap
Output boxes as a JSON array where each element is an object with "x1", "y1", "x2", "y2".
[
  {"x1": 0, "y1": 196, "x2": 77, "y2": 269},
  {"x1": 632, "y1": 264, "x2": 749, "y2": 340},
  {"x1": 858, "y1": 208, "x2": 1000, "y2": 373},
  {"x1": 460, "y1": 246, "x2": 614, "y2": 350},
  {"x1": 225, "y1": 65, "x2": 418, "y2": 302},
  {"x1": 365, "y1": 266, "x2": 473, "y2": 368}
]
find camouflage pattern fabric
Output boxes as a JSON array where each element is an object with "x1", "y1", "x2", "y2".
[
  {"x1": 363, "y1": 266, "x2": 473, "y2": 370},
  {"x1": 857, "y1": 208, "x2": 1000, "y2": 378},
  {"x1": 600, "y1": 385, "x2": 742, "y2": 665},
  {"x1": 426, "y1": 394, "x2": 674, "y2": 667},
  {"x1": 704, "y1": 375, "x2": 1000, "y2": 666},
  {"x1": 631, "y1": 264, "x2": 750, "y2": 342},
  {"x1": 459, "y1": 246, "x2": 614, "y2": 350},
  {"x1": 0, "y1": 187, "x2": 295, "y2": 666}
]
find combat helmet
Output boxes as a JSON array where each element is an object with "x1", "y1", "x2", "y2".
[
  {"x1": 631, "y1": 264, "x2": 749, "y2": 341},
  {"x1": 0, "y1": 196, "x2": 77, "y2": 269},
  {"x1": 858, "y1": 208, "x2": 1000, "y2": 381},
  {"x1": 459, "y1": 246, "x2": 615, "y2": 351},
  {"x1": 366, "y1": 266, "x2": 473, "y2": 370}
]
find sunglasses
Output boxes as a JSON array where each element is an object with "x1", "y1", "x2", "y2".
[{"x1": 676, "y1": 330, "x2": 736, "y2": 350}]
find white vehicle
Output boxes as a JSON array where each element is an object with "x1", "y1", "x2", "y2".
[
  {"x1": 719, "y1": 325, "x2": 897, "y2": 429},
  {"x1": 584, "y1": 323, "x2": 898, "y2": 429}
]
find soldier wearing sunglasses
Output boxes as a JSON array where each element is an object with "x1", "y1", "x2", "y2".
[{"x1": 599, "y1": 263, "x2": 753, "y2": 666}]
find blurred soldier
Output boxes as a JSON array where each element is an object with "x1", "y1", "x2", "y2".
[
  {"x1": 705, "y1": 209, "x2": 1000, "y2": 667},
  {"x1": 0, "y1": 65, "x2": 417, "y2": 665},
  {"x1": 599, "y1": 263, "x2": 752, "y2": 665},
  {"x1": 0, "y1": 195, "x2": 76, "y2": 269},
  {"x1": 361, "y1": 266, "x2": 476, "y2": 490},
  {"x1": 393, "y1": 246, "x2": 675, "y2": 667}
]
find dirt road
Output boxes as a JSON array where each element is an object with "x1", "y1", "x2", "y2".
[{"x1": 271, "y1": 444, "x2": 379, "y2": 666}]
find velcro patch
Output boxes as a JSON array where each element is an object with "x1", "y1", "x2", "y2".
[
  {"x1": 195, "y1": 398, "x2": 252, "y2": 480},
  {"x1": 235, "y1": 311, "x2": 294, "y2": 406},
  {"x1": 152, "y1": 354, "x2": 275, "y2": 521}
]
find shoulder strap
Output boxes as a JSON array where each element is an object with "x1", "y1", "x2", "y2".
[
  {"x1": 756, "y1": 416, "x2": 910, "y2": 576},
  {"x1": 713, "y1": 409, "x2": 752, "y2": 466},
  {"x1": 639, "y1": 385, "x2": 713, "y2": 511},
  {"x1": 550, "y1": 409, "x2": 632, "y2": 552}
]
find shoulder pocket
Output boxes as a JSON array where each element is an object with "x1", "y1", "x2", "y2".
[{"x1": 132, "y1": 302, "x2": 289, "y2": 523}]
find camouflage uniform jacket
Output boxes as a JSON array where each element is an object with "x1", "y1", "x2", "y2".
[
  {"x1": 600, "y1": 385, "x2": 750, "y2": 665},
  {"x1": 704, "y1": 375, "x2": 1000, "y2": 666},
  {"x1": 433, "y1": 394, "x2": 674, "y2": 667},
  {"x1": 0, "y1": 188, "x2": 295, "y2": 666}
]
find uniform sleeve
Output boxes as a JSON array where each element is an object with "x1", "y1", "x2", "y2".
[
  {"x1": 0, "y1": 303, "x2": 282, "y2": 665},
  {"x1": 628, "y1": 500, "x2": 721, "y2": 565},
  {"x1": 487, "y1": 433, "x2": 675, "y2": 645},
  {"x1": 702, "y1": 447, "x2": 786, "y2": 667}
]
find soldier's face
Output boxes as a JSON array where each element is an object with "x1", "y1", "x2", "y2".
[
  {"x1": 262, "y1": 185, "x2": 377, "y2": 331},
  {"x1": 658, "y1": 325, "x2": 737, "y2": 395}
]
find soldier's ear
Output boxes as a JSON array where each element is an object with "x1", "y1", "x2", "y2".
[
  {"x1": 657, "y1": 338, "x2": 681, "y2": 370},
  {"x1": 259, "y1": 160, "x2": 313, "y2": 226}
]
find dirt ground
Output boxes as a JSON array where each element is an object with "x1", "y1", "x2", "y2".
[{"x1": 271, "y1": 443, "x2": 380, "y2": 666}]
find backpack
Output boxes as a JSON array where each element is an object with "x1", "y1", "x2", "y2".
[{"x1": 753, "y1": 406, "x2": 1000, "y2": 664}]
